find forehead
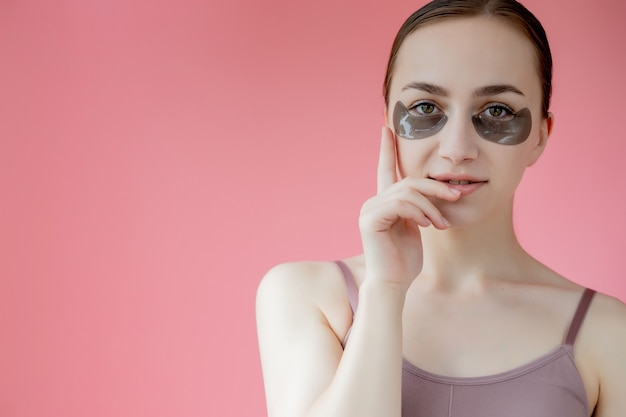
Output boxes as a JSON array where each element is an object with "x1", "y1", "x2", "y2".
[{"x1": 389, "y1": 17, "x2": 540, "y2": 101}]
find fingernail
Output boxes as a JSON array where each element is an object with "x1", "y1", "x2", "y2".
[
  {"x1": 450, "y1": 188, "x2": 461, "y2": 194},
  {"x1": 442, "y1": 218, "x2": 451, "y2": 227}
]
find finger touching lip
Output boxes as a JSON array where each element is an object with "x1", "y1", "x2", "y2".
[
  {"x1": 444, "y1": 181, "x2": 485, "y2": 196},
  {"x1": 429, "y1": 176, "x2": 488, "y2": 197}
]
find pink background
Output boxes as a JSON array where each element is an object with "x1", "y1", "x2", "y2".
[{"x1": 1, "y1": 0, "x2": 624, "y2": 416}]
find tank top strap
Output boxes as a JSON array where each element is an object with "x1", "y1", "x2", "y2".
[
  {"x1": 335, "y1": 260, "x2": 359, "y2": 314},
  {"x1": 564, "y1": 288, "x2": 596, "y2": 346}
]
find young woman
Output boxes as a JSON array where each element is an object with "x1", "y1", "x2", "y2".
[{"x1": 256, "y1": 1, "x2": 626, "y2": 416}]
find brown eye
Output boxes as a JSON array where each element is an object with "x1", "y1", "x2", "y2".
[
  {"x1": 482, "y1": 105, "x2": 514, "y2": 120},
  {"x1": 409, "y1": 101, "x2": 439, "y2": 116},
  {"x1": 419, "y1": 104, "x2": 435, "y2": 114},
  {"x1": 489, "y1": 107, "x2": 503, "y2": 117}
]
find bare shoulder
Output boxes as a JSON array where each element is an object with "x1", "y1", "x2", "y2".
[
  {"x1": 580, "y1": 290, "x2": 626, "y2": 415},
  {"x1": 584, "y1": 290, "x2": 626, "y2": 347},
  {"x1": 573, "y1": 288, "x2": 626, "y2": 350},
  {"x1": 257, "y1": 260, "x2": 349, "y2": 310},
  {"x1": 256, "y1": 259, "x2": 356, "y2": 345},
  {"x1": 258, "y1": 260, "x2": 341, "y2": 296}
]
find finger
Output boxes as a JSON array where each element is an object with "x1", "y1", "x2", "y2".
[
  {"x1": 360, "y1": 198, "x2": 433, "y2": 233},
  {"x1": 383, "y1": 200, "x2": 434, "y2": 229},
  {"x1": 382, "y1": 188, "x2": 449, "y2": 229},
  {"x1": 378, "y1": 178, "x2": 461, "y2": 228},
  {"x1": 377, "y1": 126, "x2": 397, "y2": 195},
  {"x1": 398, "y1": 177, "x2": 463, "y2": 202}
]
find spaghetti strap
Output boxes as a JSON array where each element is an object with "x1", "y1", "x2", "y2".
[
  {"x1": 564, "y1": 288, "x2": 596, "y2": 346},
  {"x1": 335, "y1": 260, "x2": 358, "y2": 314}
]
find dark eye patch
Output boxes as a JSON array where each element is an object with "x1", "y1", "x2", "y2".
[
  {"x1": 393, "y1": 101, "x2": 447, "y2": 139},
  {"x1": 471, "y1": 107, "x2": 532, "y2": 145},
  {"x1": 393, "y1": 101, "x2": 533, "y2": 145}
]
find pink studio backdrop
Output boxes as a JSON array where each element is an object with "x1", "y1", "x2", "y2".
[{"x1": 1, "y1": 0, "x2": 624, "y2": 416}]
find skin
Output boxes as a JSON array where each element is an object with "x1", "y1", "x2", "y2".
[{"x1": 256, "y1": 16, "x2": 626, "y2": 417}]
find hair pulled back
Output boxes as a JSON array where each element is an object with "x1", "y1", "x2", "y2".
[{"x1": 383, "y1": 0, "x2": 552, "y2": 117}]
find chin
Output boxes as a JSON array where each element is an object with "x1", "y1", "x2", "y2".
[{"x1": 438, "y1": 203, "x2": 499, "y2": 229}]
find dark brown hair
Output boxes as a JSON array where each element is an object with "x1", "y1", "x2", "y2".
[{"x1": 383, "y1": 0, "x2": 552, "y2": 117}]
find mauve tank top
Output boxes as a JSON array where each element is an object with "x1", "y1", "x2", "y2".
[{"x1": 335, "y1": 260, "x2": 595, "y2": 417}]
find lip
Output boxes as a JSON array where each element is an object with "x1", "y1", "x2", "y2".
[{"x1": 429, "y1": 174, "x2": 488, "y2": 197}]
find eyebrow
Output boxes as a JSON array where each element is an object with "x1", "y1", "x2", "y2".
[
  {"x1": 401, "y1": 82, "x2": 449, "y2": 96},
  {"x1": 474, "y1": 85, "x2": 525, "y2": 97},
  {"x1": 401, "y1": 82, "x2": 525, "y2": 97}
]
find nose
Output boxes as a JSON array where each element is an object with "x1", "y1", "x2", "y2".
[{"x1": 437, "y1": 114, "x2": 479, "y2": 164}]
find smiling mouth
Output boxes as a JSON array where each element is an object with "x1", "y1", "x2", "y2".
[
  {"x1": 429, "y1": 177, "x2": 486, "y2": 185},
  {"x1": 447, "y1": 180, "x2": 474, "y2": 185},
  {"x1": 429, "y1": 177, "x2": 487, "y2": 197}
]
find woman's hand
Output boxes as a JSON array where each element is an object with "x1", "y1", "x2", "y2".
[{"x1": 359, "y1": 127, "x2": 461, "y2": 290}]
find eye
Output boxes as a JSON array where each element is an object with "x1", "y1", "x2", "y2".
[
  {"x1": 481, "y1": 104, "x2": 515, "y2": 120},
  {"x1": 408, "y1": 101, "x2": 440, "y2": 116}
]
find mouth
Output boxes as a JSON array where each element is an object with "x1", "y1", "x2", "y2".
[
  {"x1": 429, "y1": 177, "x2": 487, "y2": 184},
  {"x1": 429, "y1": 176, "x2": 488, "y2": 197},
  {"x1": 444, "y1": 179, "x2": 479, "y2": 185}
]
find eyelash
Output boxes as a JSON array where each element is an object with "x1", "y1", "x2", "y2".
[
  {"x1": 408, "y1": 100, "x2": 440, "y2": 115},
  {"x1": 407, "y1": 101, "x2": 517, "y2": 117},
  {"x1": 482, "y1": 103, "x2": 516, "y2": 118}
]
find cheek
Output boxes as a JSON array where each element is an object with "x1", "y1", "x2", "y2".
[
  {"x1": 520, "y1": 116, "x2": 548, "y2": 165},
  {"x1": 395, "y1": 139, "x2": 430, "y2": 178},
  {"x1": 490, "y1": 148, "x2": 533, "y2": 189}
]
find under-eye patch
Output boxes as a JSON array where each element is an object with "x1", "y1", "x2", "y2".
[
  {"x1": 392, "y1": 101, "x2": 533, "y2": 145},
  {"x1": 393, "y1": 101, "x2": 447, "y2": 139},
  {"x1": 471, "y1": 107, "x2": 532, "y2": 145}
]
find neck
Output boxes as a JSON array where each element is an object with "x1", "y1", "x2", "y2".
[{"x1": 418, "y1": 205, "x2": 530, "y2": 294}]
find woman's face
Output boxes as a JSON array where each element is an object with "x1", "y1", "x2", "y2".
[{"x1": 386, "y1": 16, "x2": 553, "y2": 226}]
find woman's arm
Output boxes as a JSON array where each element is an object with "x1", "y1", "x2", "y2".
[
  {"x1": 257, "y1": 128, "x2": 459, "y2": 417},
  {"x1": 256, "y1": 262, "x2": 406, "y2": 417}
]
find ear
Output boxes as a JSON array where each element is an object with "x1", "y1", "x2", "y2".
[{"x1": 527, "y1": 112, "x2": 554, "y2": 167}]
